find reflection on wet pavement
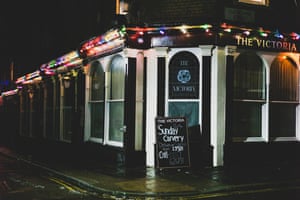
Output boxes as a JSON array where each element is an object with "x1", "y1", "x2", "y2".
[{"x1": 116, "y1": 178, "x2": 195, "y2": 193}]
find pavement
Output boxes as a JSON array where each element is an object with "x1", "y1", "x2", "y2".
[{"x1": 0, "y1": 146, "x2": 300, "y2": 199}]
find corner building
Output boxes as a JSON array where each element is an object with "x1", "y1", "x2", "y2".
[
  {"x1": 7, "y1": 0, "x2": 300, "y2": 169},
  {"x1": 77, "y1": 0, "x2": 300, "y2": 168},
  {"x1": 78, "y1": 20, "x2": 300, "y2": 169}
]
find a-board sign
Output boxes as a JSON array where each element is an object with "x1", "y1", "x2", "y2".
[{"x1": 155, "y1": 116, "x2": 190, "y2": 168}]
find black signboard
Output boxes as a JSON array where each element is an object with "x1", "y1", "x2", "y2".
[
  {"x1": 155, "y1": 116, "x2": 190, "y2": 168},
  {"x1": 168, "y1": 51, "x2": 199, "y2": 99}
]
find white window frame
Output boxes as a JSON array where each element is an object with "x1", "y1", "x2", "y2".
[
  {"x1": 165, "y1": 48, "x2": 202, "y2": 127},
  {"x1": 232, "y1": 51, "x2": 300, "y2": 142},
  {"x1": 231, "y1": 51, "x2": 268, "y2": 142},
  {"x1": 105, "y1": 54, "x2": 126, "y2": 147},
  {"x1": 85, "y1": 53, "x2": 126, "y2": 148},
  {"x1": 86, "y1": 60, "x2": 105, "y2": 144},
  {"x1": 267, "y1": 53, "x2": 300, "y2": 142},
  {"x1": 238, "y1": 0, "x2": 269, "y2": 6}
]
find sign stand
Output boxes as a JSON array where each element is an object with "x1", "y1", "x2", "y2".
[{"x1": 155, "y1": 116, "x2": 190, "y2": 169}]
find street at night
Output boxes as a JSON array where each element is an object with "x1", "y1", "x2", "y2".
[
  {"x1": 0, "y1": 146, "x2": 299, "y2": 200},
  {"x1": 0, "y1": 152, "x2": 107, "y2": 200},
  {"x1": 195, "y1": 188, "x2": 300, "y2": 200},
  {"x1": 1, "y1": 1, "x2": 300, "y2": 200}
]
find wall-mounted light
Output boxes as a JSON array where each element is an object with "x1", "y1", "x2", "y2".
[{"x1": 63, "y1": 76, "x2": 71, "y2": 88}]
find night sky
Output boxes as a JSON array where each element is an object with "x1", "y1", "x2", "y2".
[
  {"x1": 0, "y1": 0, "x2": 115, "y2": 81},
  {"x1": 1, "y1": 0, "x2": 300, "y2": 85}
]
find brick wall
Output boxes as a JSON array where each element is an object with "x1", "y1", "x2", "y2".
[
  {"x1": 127, "y1": 0, "x2": 218, "y2": 25},
  {"x1": 127, "y1": 0, "x2": 300, "y2": 32}
]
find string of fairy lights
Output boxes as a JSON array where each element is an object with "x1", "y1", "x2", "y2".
[{"x1": 2, "y1": 23, "x2": 300, "y2": 97}]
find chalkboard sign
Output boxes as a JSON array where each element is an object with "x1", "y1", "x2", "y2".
[{"x1": 155, "y1": 116, "x2": 190, "y2": 168}]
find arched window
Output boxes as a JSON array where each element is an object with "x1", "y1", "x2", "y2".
[
  {"x1": 231, "y1": 51, "x2": 266, "y2": 139},
  {"x1": 61, "y1": 75, "x2": 73, "y2": 141},
  {"x1": 233, "y1": 51, "x2": 266, "y2": 100},
  {"x1": 270, "y1": 56, "x2": 299, "y2": 101},
  {"x1": 90, "y1": 61, "x2": 105, "y2": 101},
  {"x1": 89, "y1": 61, "x2": 105, "y2": 140},
  {"x1": 168, "y1": 51, "x2": 200, "y2": 127},
  {"x1": 230, "y1": 52, "x2": 299, "y2": 141},
  {"x1": 269, "y1": 56, "x2": 299, "y2": 138},
  {"x1": 108, "y1": 55, "x2": 125, "y2": 144}
]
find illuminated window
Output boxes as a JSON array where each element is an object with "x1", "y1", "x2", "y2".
[
  {"x1": 238, "y1": 0, "x2": 269, "y2": 6},
  {"x1": 269, "y1": 56, "x2": 299, "y2": 139},
  {"x1": 168, "y1": 51, "x2": 200, "y2": 127},
  {"x1": 116, "y1": 0, "x2": 128, "y2": 15},
  {"x1": 87, "y1": 55, "x2": 125, "y2": 147},
  {"x1": 89, "y1": 61, "x2": 105, "y2": 141},
  {"x1": 108, "y1": 55, "x2": 125, "y2": 145},
  {"x1": 230, "y1": 51, "x2": 299, "y2": 142}
]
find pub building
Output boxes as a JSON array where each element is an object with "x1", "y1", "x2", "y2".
[
  {"x1": 78, "y1": 23, "x2": 300, "y2": 168},
  {"x1": 14, "y1": 50, "x2": 85, "y2": 155},
  {"x1": 38, "y1": 50, "x2": 85, "y2": 144},
  {"x1": 6, "y1": 0, "x2": 300, "y2": 169}
]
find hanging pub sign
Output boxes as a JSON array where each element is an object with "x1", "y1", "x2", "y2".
[
  {"x1": 155, "y1": 116, "x2": 190, "y2": 169},
  {"x1": 169, "y1": 51, "x2": 199, "y2": 99}
]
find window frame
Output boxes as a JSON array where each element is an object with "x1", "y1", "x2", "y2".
[
  {"x1": 166, "y1": 49, "x2": 202, "y2": 128},
  {"x1": 87, "y1": 61, "x2": 105, "y2": 143},
  {"x1": 86, "y1": 54, "x2": 126, "y2": 148},
  {"x1": 231, "y1": 51, "x2": 268, "y2": 142},
  {"x1": 269, "y1": 55, "x2": 300, "y2": 142},
  {"x1": 231, "y1": 50, "x2": 300, "y2": 142},
  {"x1": 238, "y1": 0, "x2": 269, "y2": 6},
  {"x1": 105, "y1": 54, "x2": 126, "y2": 147}
]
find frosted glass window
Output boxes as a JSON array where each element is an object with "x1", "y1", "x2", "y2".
[
  {"x1": 109, "y1": 56, "x2": 125, "y2": 143},
  {"x1": 89, "y1": 61, "x2": 105, "y2": 139}
]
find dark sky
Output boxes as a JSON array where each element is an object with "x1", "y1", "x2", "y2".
[
  {"x1": 1, "y1": 0, "x2": 299, "y2": 81},
  {"x1": 0, "y1": 1, "x2": 115, "y2": 79}
]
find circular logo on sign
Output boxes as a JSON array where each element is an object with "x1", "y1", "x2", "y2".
[{"x1": 177, "y1": 70, "x2": 191, "y2": 83}]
